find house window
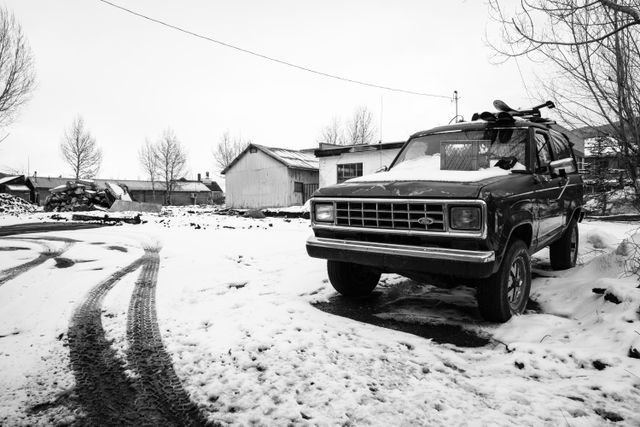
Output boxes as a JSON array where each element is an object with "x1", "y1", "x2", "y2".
[
  {"x1": 294, "y1": 181, "x2": 303, "y2": 193},
  {"x1": 337, "y1": 163, "x2": 363, "y2": 183}
]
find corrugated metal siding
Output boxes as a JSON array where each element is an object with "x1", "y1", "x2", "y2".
[
  {"x1": 288, "y1": 169, "x2": 319, "y2": 205},
  {"x1": 225, "y1": 149, "x2": 291, "y2": 208},
  {"x1": 257, "y1": 145, "x2": 319, "y2": 170}
]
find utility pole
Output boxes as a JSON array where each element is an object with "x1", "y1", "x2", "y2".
[
  {"x1": 379, "y1": 95, "x2": 383, "y2": 144},
  {"x1": 448, "y1": 90, "x2": 463, "y2": 124},
  {"x1": 453, "y1": 90, "x2": 459, "y2": 122}
]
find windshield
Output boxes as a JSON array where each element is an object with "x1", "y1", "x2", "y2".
[{"x1": 393, "y1": 128, "x2": 529, "y2": 172}]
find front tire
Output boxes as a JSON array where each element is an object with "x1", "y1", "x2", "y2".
[
  {"x1": 477, "y1": 240, "x2": 531, "y2": 322},
  {"x1": 549, "y1": 220, "x2": 579, "y2": 270},
  {"x1": 327, "y1": 260, "x2": 380, "y2": 297}
]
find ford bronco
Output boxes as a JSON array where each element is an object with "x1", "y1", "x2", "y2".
[{"x1": 306, "y1": 101, "x2": 584, "y2": 322}]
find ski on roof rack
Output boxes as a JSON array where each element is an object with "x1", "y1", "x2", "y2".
[{"x1": 471, "y1": 100, "x2": 555, "y2": 123}]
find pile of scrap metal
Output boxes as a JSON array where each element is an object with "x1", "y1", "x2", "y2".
[{"x1": 44, "y1": 180, "x2": 132, "y2": 212}]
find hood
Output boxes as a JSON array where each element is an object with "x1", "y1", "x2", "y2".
[{"x1": 314, "y1": 175, "x2": 511, "y2": 199}]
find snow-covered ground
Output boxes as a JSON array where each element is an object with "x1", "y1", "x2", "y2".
[{"x1": 0, "y1": 209, "x2": 639, "y2": 426}]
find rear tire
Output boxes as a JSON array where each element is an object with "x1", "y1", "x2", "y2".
[
  {"x1": 477, "y1": 240, "x2": 531, "y2": 323},
  {"x1": 327, "y1": 260, "x2": 380, "y2": 297},
  {"x1": 549, "y1": 220, "x2": 579, "y2": 270}
]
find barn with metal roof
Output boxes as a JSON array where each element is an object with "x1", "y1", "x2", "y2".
[{"x1": 222, "y1": 143, "x2": 319, "y2": 209}]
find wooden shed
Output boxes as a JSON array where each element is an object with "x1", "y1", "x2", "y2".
[
  {"x1": 0, "y1": 175, "x2": 32, "y2": 202},
  {"x1": 222, "y1": 144, "x2": 319, "y2": 209}
]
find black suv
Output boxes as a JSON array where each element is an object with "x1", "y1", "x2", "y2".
[{"x1": 306, "y1": 101, "x2": 584, "y2": 322}]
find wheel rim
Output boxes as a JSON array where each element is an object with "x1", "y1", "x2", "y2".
[
  {"x1": 570, "y1": 226, "x2": 578, "y2": 264},
  {"x1": 507, "y1": 256, "x2": 526, "y2": 311}
]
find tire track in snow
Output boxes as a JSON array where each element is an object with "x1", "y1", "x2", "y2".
[
  {"x1": 68, "y1": 248, "x2": 211, "y2": 426},
  {"x1": 126, "y1": 249, "x2": 211, "y2": 426},
  {"x1": 0, "y1": 222, "x2": 104, "y2": 237},
  {"x1": 0, "y1": 239, "x2": 75, "y2": 287},
  {"x1": 67, "y1": 256, "x2": 146, "y2": 425}
]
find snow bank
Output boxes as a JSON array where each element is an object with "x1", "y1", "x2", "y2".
[
  {"x1": 488, "y1": 226, "x2": 640, "y2": 404},
  {"x1": 262, "y1": 199, "x2": 310, "y2": 214}
]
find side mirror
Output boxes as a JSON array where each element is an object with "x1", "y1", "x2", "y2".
[
  {"x1": 549, "y1": 158, "x2": 576, "y2": 177},
  {"x1": 375, "y1": 165, "x2": 388, "y2": 173}
]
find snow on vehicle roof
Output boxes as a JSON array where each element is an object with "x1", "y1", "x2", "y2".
[{"x1": 348, "y1": 154, "x2": 523, "y2": 183}]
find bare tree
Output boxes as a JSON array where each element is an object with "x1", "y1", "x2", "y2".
[
  {"x1": 138, "y1": 139, "x2": 159, "y2": 200},
  {"x1": 213, "y1": 131, "x2": 249, "y2": 170},
  {"x1": 0, "y1": 7, "x2": 36, "y2": 135},
  {"x1": 489, "y1": 1, "x2": 640, "y2": 204},
  {"x1": 345, "y1": 106, "x2": 376, "y2": 145},
  {"x1": 318, "y1": 116, "x2": 345, "y2": 145},
  {"x1": 60, "y1": 116, "x2": 102, "y2": 179},
  {"x1": 155, "y1": 128, "x2": 187, "y2": 204},
  {"x1": 488, "y1": 1, "x2": 640, "y2": 56}
]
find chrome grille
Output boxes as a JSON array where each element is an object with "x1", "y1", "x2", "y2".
[{"x1": 335, "y1": 201, "x2": 445, "y2": 232}]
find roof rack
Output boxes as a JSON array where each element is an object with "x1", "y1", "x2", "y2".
[{"x1": 471, "y1": 100, "x2": 555, "y2": 123}]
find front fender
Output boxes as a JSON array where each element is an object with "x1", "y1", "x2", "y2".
[{"x1": 493, "y1": 197, "x2": 535, "y2": 269}]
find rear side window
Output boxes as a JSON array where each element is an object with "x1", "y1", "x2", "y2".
[{"x1": 550, "y1": 133, "x2": 572, "y2": 160}]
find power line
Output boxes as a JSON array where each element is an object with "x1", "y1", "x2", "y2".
[{"x1": 97, "y1": 0, "x2": 452, "y2": 100}]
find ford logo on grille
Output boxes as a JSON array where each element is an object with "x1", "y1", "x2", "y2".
[{"x1": 417, "y1": 217, "x2": 434, "y2": 225}]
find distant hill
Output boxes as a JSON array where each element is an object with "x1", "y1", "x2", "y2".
[
  {"x1": 574, "y1": 118, "x2": 640, "y2": 139},
  {"x1": 574, "y1": 123, "x2": 617, "y2": 139}
]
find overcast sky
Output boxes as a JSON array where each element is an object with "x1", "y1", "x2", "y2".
[{"x1": 0, "y1": 0, "x2": 537, "y2": 183}]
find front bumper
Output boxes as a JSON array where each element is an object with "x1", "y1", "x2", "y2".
[{"x1": 306, "y1": 236, "x2": 497, "y2": 278}]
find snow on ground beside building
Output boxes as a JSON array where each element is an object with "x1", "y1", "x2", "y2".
[
  {"x1": 0, "y1": 210, "x2": 639, "y2": 425},
  {"x1": 0, "y1": 212, "x2": 49, "y2": 227}
]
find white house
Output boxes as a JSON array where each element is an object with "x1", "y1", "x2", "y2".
[
  {"x1": 315, "y1": 141, "x2": 404, "y2": 188},
  {"x1": 222, "y1": 144, "x2": 319, "y2": 209}
]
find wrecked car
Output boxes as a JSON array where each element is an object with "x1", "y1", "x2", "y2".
[{"x1": 307, "y1": 101, "x2": 584, "y2": 322}]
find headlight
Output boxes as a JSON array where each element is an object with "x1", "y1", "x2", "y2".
[
  {"x1": 450, "y1": 206, "x2": 481, "y2": 230},
  {"x1": 314, "y1": 203, "x2": 334, "y2": 222}
]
